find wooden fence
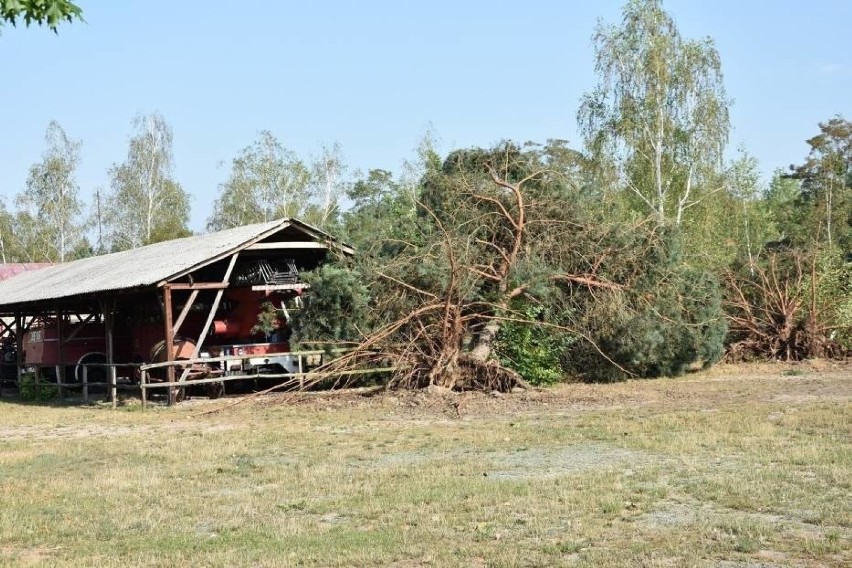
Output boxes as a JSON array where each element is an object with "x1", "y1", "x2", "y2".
[{"x1": 8, "y1": 349, "x2": 392, "y2": 409}]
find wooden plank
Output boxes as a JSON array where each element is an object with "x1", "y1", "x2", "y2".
[
  {"x1": 138, "y1": 348, "x2": 350, "y2": 370},
  {"x1": 167, "y1": 282, "x2": 229, "y2": 290},
  {"x1": 245, "y1": 241, "x2": 328, "y2": 250},
  {"x1": 82, "y1": 365, "x2": 88, "y2": 403},
  {"x1": 172, "y1": 289, "x2": 199, "y2": 336}
]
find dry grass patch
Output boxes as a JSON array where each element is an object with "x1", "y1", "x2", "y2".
[{"x1": 0, "y1": 362, "x2": 849, "y2": 566}]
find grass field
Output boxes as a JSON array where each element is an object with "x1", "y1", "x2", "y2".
[{"x1": 0, "y1": 362, "x2": 849, "y2": 567}]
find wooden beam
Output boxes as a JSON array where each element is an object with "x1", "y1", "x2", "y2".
[
  {"x1": 177, "y1": 252, "x2": 239, "y2": 384},
  {"x1": 167, "y1": 282, "x2": 230, "y2": 290},
  {"x1": 162, "y1": 285, "x2": 176, "y2": 405},
  {"x1": 172, "y1": 290, "x2": 199, "y2": 336},
  {"x1": 63, "y1": 313, "x2": 96, "y2": 343},
  {"x1": 14, "y1": 314, "x2": 23, "y2": 392},
  {"x1": 100, "y1": 298, "x2": 116, "y2": 409},
  {"x1": 245, "y1": 241, "x2": 328, "y2": 250},
  {"x1": 56, "y1": 307, "x2": 65, "y2": 402}
]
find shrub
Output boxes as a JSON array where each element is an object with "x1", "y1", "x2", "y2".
[
  {"x1": 18, "y1": 372, "x2": 58, "y2": 401},
  {"x1": 495, "y1": 305, "x2": 574, "y2": 385},
  {"x1": 290, "y1": 264, "x2": 370, "y2": 348}
]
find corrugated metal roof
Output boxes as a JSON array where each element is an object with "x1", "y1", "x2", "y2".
[
  {"x1": 0, "y1": 219, "x2": 332, "y2": 306},
  {"x1": 0, "y1": 263, "x2": 52, "y2": 281}
]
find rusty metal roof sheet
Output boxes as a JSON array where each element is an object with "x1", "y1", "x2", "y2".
[
  {"x1": 0, "y1": 263, "x2": 52, "y2": 281},
  {"x1": 0, "y1": 218, "x2": 345, "y2": 307}
]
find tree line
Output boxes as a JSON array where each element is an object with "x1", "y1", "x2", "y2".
[{"x1": 0, "y1": 115, "x2": 349, "y2": 262}]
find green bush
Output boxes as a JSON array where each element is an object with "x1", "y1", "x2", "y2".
[
  {"x1": 18, "y1": 372, "x2": 58, "y2": 401},
  {"x1": 290, "y1": 264, "x2": 370, "y2": 348},
  {"x1": 562, "y1": 235, "x2": 727, "y2": 382},
  {"x1": 495, "y1": 305, "x2": 573, "y2": 386}
]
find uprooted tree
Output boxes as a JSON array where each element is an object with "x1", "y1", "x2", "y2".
[{"x1": 291, "y1": 142, "x2": 727, "y2": 390}]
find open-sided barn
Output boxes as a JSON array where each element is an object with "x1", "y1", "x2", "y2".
[{"x1": 0, "y1": 218, "x2": 352, "y2": 404}]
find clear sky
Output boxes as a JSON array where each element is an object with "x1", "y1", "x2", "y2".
[{"x1": 1, "y1": 0, "x2": 850, "y2": 232}]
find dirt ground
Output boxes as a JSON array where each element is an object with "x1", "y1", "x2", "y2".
[{"x1": 236, "y1": 359, "x2": 852, "y2": 419}]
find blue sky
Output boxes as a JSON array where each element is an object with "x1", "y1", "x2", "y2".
[{"x1": 1, "y1": 0, "x2": 850, "y2": 231}]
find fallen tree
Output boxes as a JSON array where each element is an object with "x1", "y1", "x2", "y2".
[{"x1": 292, "y1": 142, "x2": 728, "y2": 390}]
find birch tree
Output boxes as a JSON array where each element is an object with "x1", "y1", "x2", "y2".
[
  {"x1": 15, "y1": 120, "x2": 84, "y2": 262},
  {"x1": 207, "y1": 131, "x2": 310, "y2": 231},
  {"x1": 305, "y1": 142, "x2": 346, "y2": 229},
  {"x1": 578, "y1": 0, "x2": 730, "y2": 226},
  {"x1": 105, "y1": 113, "x2": 191, "y2": 250}
]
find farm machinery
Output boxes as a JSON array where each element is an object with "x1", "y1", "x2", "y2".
[{"x1": 19, "y1": 259, "x2": 313, "y2": 399}]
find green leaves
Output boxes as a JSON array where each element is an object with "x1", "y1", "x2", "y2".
[
  {"x1": 14, "y1": 120, "x2": 85, "y2": 262},
  {"x1": 579, "y1": 0, "x2": 730, "y2": 227},
  {"x1": 0, "y1": 0, "x2": 83, "y2": 33},
  {"x1": 104, "y1": 113, "x2": 191, "y2": 251}
]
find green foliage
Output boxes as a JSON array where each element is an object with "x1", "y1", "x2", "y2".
[
  {"x1": 290, "y1": 264, "x2": 370, "y2": 347},
  {"x1": 809, "y1": 248, "x2": 852, "y2": 351},
  {"x1": 207, "y1": 131, "x2": 311, "y2": 231},
  {"x1": 563, "y1": 232, "x2": 727, "y2": 382},
  {"x1": 18, "y1": 372, "x2": 57, "y2": 401},
  {"x1": 208, "y1": 134, "x2": 345, "y2": 232},
  {"x1": 15, "y1": 121, "x2": 85, "y2": 262},
  {"x1": 251, "y1": 301, "x2": 281, "y2": 337},
  {"x1": 786, "y1": 116, "x2": 852, "y2": 251},
  {"x1": 0, "y1": 0, "x2": 82, "y2": 32},
  {"x1": 104, "y1": 113, "x2": 191, "y2": 250},
  {"x1": 579, "y1": 0, "x2": 730, "y2": 226},
  {"x1": 495, "y1": 305, "x2": 572, "y2": 385}
]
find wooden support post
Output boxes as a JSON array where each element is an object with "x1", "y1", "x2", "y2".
[
  {"x1": 0, "y1": 318, "x2": 10, "y2": 398},
  {"x1": 102, "y1": 298, "x2": 116, "y2": 409},
  {"x1": 140, "y1": 369, "x2": 147, "y2": 409},
  {"x1": 55, "y1": 364, "x2": 64, "y2": 403},
  {"x1": 109, "y1": 364, "x2": 117, "y2": 409},
  {"x1": 82, "y1": 365, "x2": 89, "y2": 403},
  {"x1": 14, "y1": 314, "x2": 23, "y2": 396},
  {"x1": 34, "y1": 366, "x2": 41, "y2": 400},
  {"x1": 298, "y1": 354, "x2": 304, "y2": 389},
  {"x1": 56, "y1": 308, "x2": 65, "y2": 403},
  {"x1": 162, "y1": 285, "x2": 176, "y2": 406}
]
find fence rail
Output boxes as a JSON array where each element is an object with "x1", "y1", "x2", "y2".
[{"x1": 7, "y1": 348, "x2": 391, "y2": 409}]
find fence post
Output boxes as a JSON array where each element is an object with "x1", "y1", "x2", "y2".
[
  {"x1": 110, "y1": 364, "x2": 117, "y2": 409},
  {"x1": 140, "y1": 369, "x2": 147, "y2": 410},
  {"x1": 55, "y1": 364, "x2": 64, "y2": 403},
  {"x1": 82, "y1": 365, "x2": 89, "y2": 403},
  {"x1": 298, "y1": 354, "x2": 304, "y2": 389}
]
